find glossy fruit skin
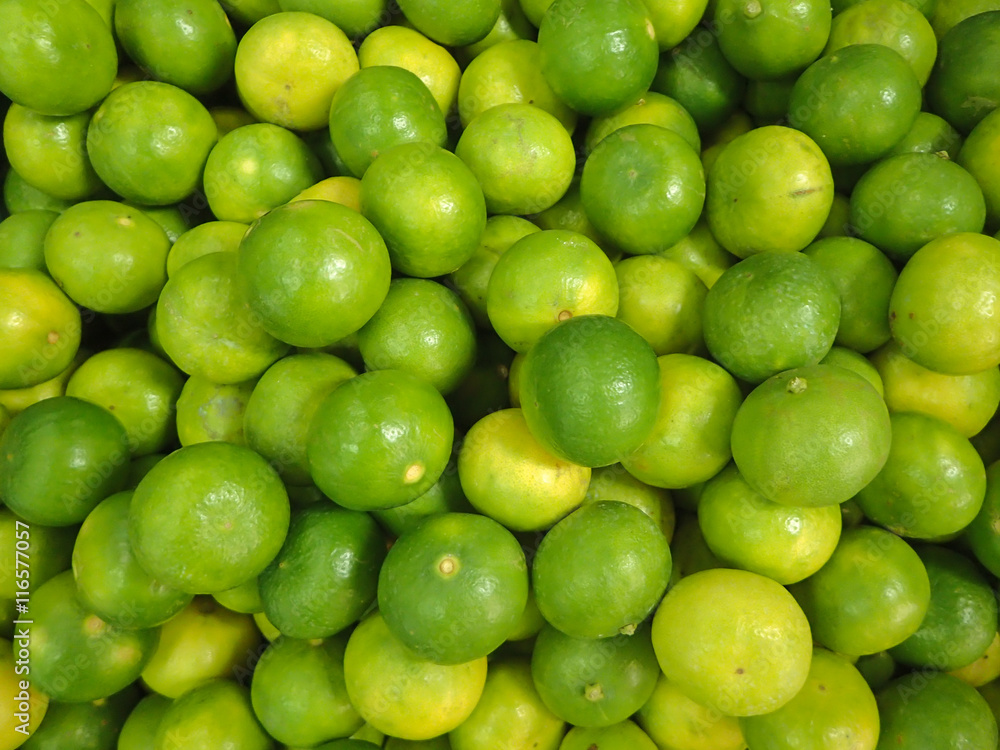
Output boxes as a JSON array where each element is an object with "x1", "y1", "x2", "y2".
[
  {"x1": 927, "y1": 11, "x2": 1000, "y2": 134},
  {"x1": 959, "y1": 107, "x2": 1000, "y2": 231},
  {"x1": 20, "y1": 685, "x2": 140, "y2": 750},
  {"x1": 154, "y1": 679, "x2": 274, "y2": 750}
]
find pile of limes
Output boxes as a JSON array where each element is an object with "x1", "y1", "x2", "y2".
[{"x1": 2, "y1": 0, "x2": 1000, "y2": 747}]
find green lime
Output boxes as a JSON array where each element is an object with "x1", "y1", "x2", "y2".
[
  {"x1": 129, "y1": 441, "x2": 290, "y2": 594},
  {"x1": 379, "y1": 512, "x2": 528, "y2": 664},
  {"x1": 888, "y1": 232, "x2": 1000, "y2": 374},
  {"x1": 583, "y1": 464, "x2": 676, "y2": 541},
  {"x1": 537, "y1": 0, "x2": 658, "y2": 116},
  {"x1": 2, "y1": 104, "x2": 104, "y2": 201},
  {"x1": 669, "y1": 511, "x2": 729, "y2": 578},
  {"x1": 875, "y1": 672, "x2": 998, "y2": 749},
  {"x1": 251, "y1": 635, "x2": 362, "y2": 746},
  {"x1": 586, "y1": 92, "x2": 701, "y2": 155},
  {"x1": 397, "y1": 0, "x2": 501, "y2": 45},
  {"x1": 887, "y1": 111, "x2": 964, "y2": 160},
  {"x1": 203, "y1": 123, "x2": 323, "y2": 224},
  {"x1": 86, "y1": 81, "x2": 218, "y2": 205},
  {"x1": 698, "y1": 463, "x2": 842, "y2": 584},
  {"x1": 706, "y1": 125, "x2": 834, "y2": 257},
  {"x1": 279, "y1": 0, "x2": 386, "y2": 37},
  {"x1": 815, "y1": 192, "x2": 851, "y2": 239},
  {"x1": 731, "y1": 365, "x2": 892, "y2": 507},
  {"x1": 306, "y1": 369, "x2": 454, "y2": 510},
  {"x1": 870, "y1": 339, "x2": 1000, "y2": 437},
  {"x1": 854, "y1": 651, "x2": 897, "y2": 693},
  {"x1": 0, "y1": 268, "x2": 80, "y2": 389},
  {"x1": 849, "y1": 152, "x2": 986, "y2": 261},
  {"x1": 328, "y1": 65, "x2": 447, "y2": 178},
  {"x1": 344, "y1": 612, "x2": 487, "y2": 741},
  {"x1": 532, "y1": 501, "x2": 671, "y2": 639},
  {"x1": 213, "y1": 576, "x2": 263, "y2": 614},
  {"x1": 558, "y1": 720, "x2": 658, "y2": 750},
  {"x1": 27, "y1": 571, "x2": 158, "y2": 702},
  {"x1": 651, "y1": 568, "x2": 813, "y2": 716},
  {"x1": 927, "y1": 11, "x2": 1000, "y2": 134},
  {"x1": 787, "y1": 45, "x2": 922, "y2": 166},
  {"x1": 966, "y1": 460, "x2": 1000, "y2": 576},
  {"x1": 0, "y1": 209, "x2": 57, "y2": 271},
  {"x1": 371, "y1": 468, "x2": 473, "y2": 537},
  {"x1": 2, "y1": 168, "x2": 73, "y2": 215},
  {"x1": 530, "y1": 179, "x2": 620, "y2": 261},
  {"x1": 166, "y1": 221, "x2": 247, "y2": 278},
  {"x1": 73, "y1": 490, "x2": 192, "y2": 629},
  {"x1": 789, "y1": 525, "x2": 930, "y2": 655},
  {"x1": 519, "y1": 314, "x2": 661, "y2": 468},
  {"x1": 176, "y1": 375, "x2": 257, "y2": 446},
  {"x1": 0, "y1": 396, "x2": 129, "y2": 526},
  {"x1": 237, "y1": 200, "x2": 392, "y2": 347},
  {"x1": 659, "y1": 217, "x2": 740, "y2": 289},
  {"x1": 139, "y1": 596, "x2": 262, "y2": 698},
  {"x1": 486, "y1": 230, "x2": 619, "y2": 353},
  {"x1": 739, "y1": 649, "x2": 880, "y2": 750},
  {"x1": 451, "y1": 658, "x2": 564, "y2": 750},
  {"x1": 703, "y1": 253, "x2": 841, "y2": 383},
  {"x1": 0, "y1": 0, "x2": 117, "y2": 116},
  {"x1": 258, "y1": 505, "x2": 386, "y2": 639},
  {"x1": 118, "y1": 693, "x2": 172, "y2": 750},
  {"x1": 18, "y1": 686, "x2": 138, "y2": 750},
  {"x1": 455, "y1": 0, "x2": 537, "y2": 63},
  {"x1": 455, "y1": 102, "x2": 576, "y2": 216},
  {"x1": 959, "y1": 107, "x2": 1000, "y2": 233},
  {"x1": 155, "y1": 679, "x2": 273, "y2": 750},
  {"x1": 65, "y1": 348, "x2": 184, "y2": 456},
  {"x1": 714, "y1": 0, "x2": 831, "y2": 80},
  {"x1": 801, "y1": 236, "x2": 897, "y2": 353},
  {"x1": 360, "y1": 142, "x2": 486, "y2": 278},
  {"x1": 743, "y1": 76, "x2": 796, "y2": 125},
  {"x1": 156, "y1": 252, "x2": 291, "y2": 384},
  {"x1": 889, "y1": 544, "x2": 998, "y2": 671},
  {"x1": 115, "y1": 0, "x2": 237, "y2": 96},
  {"x1": 950, "y1": 632, "x2": 1000, "y2": 687},
  {"x1": 820, "y1": 346, "x2": 884, "y2": 396},
  {"x1": 457, "y1": 407, "x2": 590, "y2": 532},
  {"x1": 636, "y1": 673, "x2": 746, "y2": 750}
]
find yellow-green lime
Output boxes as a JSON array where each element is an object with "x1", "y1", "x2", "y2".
[
  {"x1": 586, "y1": 92, "x2": 701, "y2": 154},
  {"x1": 583, "y1": 464, "x2": 676, "y2": 541},
  {"x1": 175, "y1": 375, "x2": 257, "y2": 446},
  {"x1": 397, "y1": 0, "x2": 502, "y2": 46},
  {"x1": 658, "y1": 217, "x2": 739, "y2": 289},
  {"x1": 636, "y1": 673, "x2": 746, "y2": 750},
  {"x1": 820, "y1": 346, "x2": 884, "y2": 396},
  {"x1": 167, "y1": 221, "x2": 247, "y2": 277},
  {"x1": 359, "y1": 26, "x2": 461, "y2": 116},
  {"x1": 154, "y1": 679, "x2": 273, "y2": 750},
  {"x1": 0, "y1": 209, "x2": 57, "y2": 271}
]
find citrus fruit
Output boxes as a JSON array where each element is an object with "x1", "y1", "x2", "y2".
[
  {"x1": 702, "y1": 253, "x2": 841, "y2": 383},
  {"x1": 114, "y1": 0, "x2": 237, "y2": 96},
  {"x1": 0, "y1": 396, "x2": 129, "y2": 525},
  {"x1": 43, "y1": 199, "x2": 170, "y2": 314},
  {"x1": 583, "y1": 464, "x2": 676, "y2": 540},
  {"x1": 279, "y1": 0, "x2": 386, "y2": 38},
  {"x1": 328, "y1": 65, "x2": 447, "y2": 178},
  {"x1": 0, "y1": 636, "x2": 48, "y2": 747},
  {"x1": 821, "y1": 346, "x2": 884, "y2": 396},
  {"x1": 854, "y1": 651, "x2": 897, "y2": 693},
  {"x1": 203, "y1": 123, "x2": 323, "y2": 224},
  {"x1": 888, "y1": 231, "x2": 1000, "y2": 375},
  {"x1": 455, "y1": 102, "x2": 575, "y2": 216},
  {"x1": 371, "y1": 468, "x2": 473, "y2": 537},
  {"x1": 2, "y1": 168, "x2": 73, "y2": 215},
  {"x1": 849, "y1": 152, "x2": 986, "y2": 261},
  {"x1": 250, "y1": 635, "x2": 363, "y2": 746},
  {"x1": 714, "y1": 0, "x2": 831, "y2": 80},
  {"x1": 359, "y1": 25, "x2": 459, "y2": 116},
  {"x1": 706, "y1": 125, "x2": 834, "y2": 257},
  {"x1": 698, "y1": 463, "x2": 842, "y2": 584},
  {"x1": 887, "y1": 111, "x2": 964, "y2": 161},
  {"x1": 622, "y1": 353, "x2": 742, "y2": 489},
  {"x1": 959, "y1": 107, "x2": 1000, "y2": 231},
  {"x1": 360, "y1": 143, "x2": 486, "y2": 277},
  {"x1": 357, "y1": 279, "x2": 476, "y2": 394},
  {"x1": 801, "y1": 236, "x2": 897, "y2": 353},
  {"x1": 586, "y1": 92, "x2": 701, "y2": 155},
  {"x1": 344, "y1": 612, "x2": 488, "y2": 741},
  {"x1": 926, "y1": 11, "x2": 1000, "y2": 134},
  {"x1": 731, "y1": 364, "x2": 892, "y2": 506},
  {"x1": 450, "y1": 658, "x2": 564, "y2": 750},
  {"x1": 889, "y1": 544, "x2": 998, "y2": 671},
  {"x1": 486, "y1": 230, "x2": 619, "y2": 353},
  {"x1": 128, "y1": 441, "x2": 290, "y2": 594},
  {"x1": 787, "y1": 45, "x2": 922, "y2": 166},
  {"x1": 651, "y1": 568, "x2": 813, "y2": 716},
  {"x1": 965, "y1": 460, "x2": 1000, "y2": 576},
  {"x1": 65, "y1": 348, "x2": 184, "y2": 456},
  {"x1": 642, "y1": 0, "x2": 709, "y2": 49},
  {"x1": 457, "y1": 39, "x2": 576, "y2": 132},
  {"x1": 118, "y1": 694, "x2": 172, "y2": 750},
  {"x1": 581, "y1": 124, "x2": 706, "y2": 256},
  {"x1": 139, "y1": 596, "x2": 262, "y2": 698},
  {"x1": 86, "y1": 81, "x2": 217, "y2": 206},
  {"x1": 537, "y1": 0, "x2": 658, "y2": 116},
  {"x1": 652, "y1": 30, "x2": 747, "y2": 133},
  {"x1": 950, "y1": 631, "x2": 1000, "y2": 687},
  {"x1": 17, "y1": 686, "x2": 138, "y2": 750},
  {"x1": 27, "y1": 571, "x2": 159, "y2": 702},
  {"x1": 455, "y1": 0, "x2": 537, "y2": 62},
  {"x1": 234, "y1": 11, "x2": 359, "y2": 131},
  {"x1": 243, "y1": 352, "x2": 356, "y2": 485},
  {"x1": 870, "y1": 339, "x2": 1000, "y2": 437},
  {"x1": 175, "y1": 375, "x2": 257, "y2": 446},
  {"x1": 156, "y1": 252, "x2": 291, "y2": 384},
  {"x1": 738, "y1": 649, "x2": 880, "y2": 750},
  {"x1": 0, "y1": 209, "x2": 57, "y2": 271},
  {"x1": 155, "y1": 679, "x2": 273, "y2": 750},
  {"x1": 659, "y1": 217, "x2": 739, "y2": 289},
  {"x1": 306, "y1": 369, "x2": 454, "y2": 510},
  {"x1": 874, "y1": 672, "x2": 998, "y2": 750},
  {"x1": 237, "y1": 199, "x2": 392, "y2": 347},
  {"x1": 397, "y1": 0, "x2": 501, "y2": 45},
  {"x1": 531, "y1": 623, "x2": 660, "y2": 727},
  {"x1": 457, "y1": 407, "x2": 590, "y2": 532},
  {"x1": 559, "y1": 720, "x2": 658, "y2": 750},
  {"x1": 532, "y1": 501, "x2": 671, "y2": 638},
  {"x1": 0, "y1": 0, "x2": 117, "y2": 116},
  {"x1": 166, "y1": 221, "x2": 247, "y2": 277},
  {"x1": 258, "y1": 504, "x2": 386, "y2": 640},
  {"x1": 531, "y1": 179, "x2": 621, "y2": 260},
  {"x1": 789, "y1": 525, "x2": 931, "y2": 655},
  {"x1": 213, "y1": 575, "x2": 263, "y2": 615},
  {"x1": 72, "y1": 490, "x2": 192, "y2": 630},
  {"x1": 0, "y1": 268, "x2": 80, "y2": 389},
  {"x1": 218, "y1": 0, "x2": 281, "y2": 25},
  {"x1": 636, "y1": 673, "x2": 746, "y2": 750},
  {"x1": 519, "y1": 314, "x2": 661, "y2": 468},
  {"x1": 2, "y1": 104, "x2": 103, "y2": 202}
]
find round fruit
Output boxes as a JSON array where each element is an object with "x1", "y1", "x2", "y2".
[{"x1": 926, "y1": 11, "x2": 1000, "y2": 134}]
